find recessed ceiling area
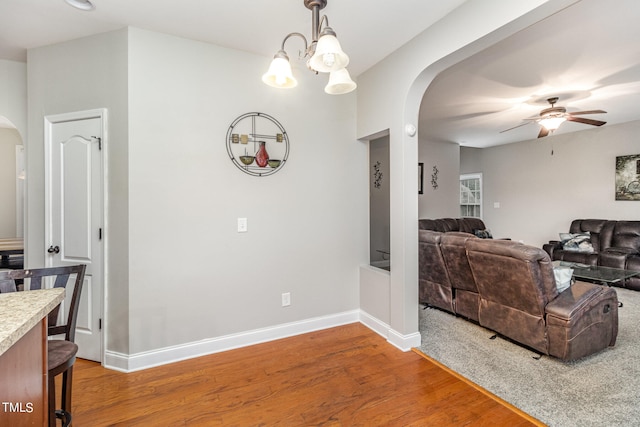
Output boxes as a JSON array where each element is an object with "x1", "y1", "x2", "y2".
[{"x1": 419, "y1": 0, "x2": 640, "y2": 148}]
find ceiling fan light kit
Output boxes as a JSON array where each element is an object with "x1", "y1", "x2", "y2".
[
  {"x1": 262, "y1": 0, "x2": 356, "y2": 95},
  {"x1": 502, "y1": 96, "x2": 607, "y2": 138}
]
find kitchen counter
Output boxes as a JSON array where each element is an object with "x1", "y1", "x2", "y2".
[
  {"x1": 0, "y1": 288, "x2": 65, "y2": 356},
  {"x1": 0, "y1": 287, "x2": 65, "y2": 426}
]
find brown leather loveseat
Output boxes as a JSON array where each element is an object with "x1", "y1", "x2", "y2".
[
  {"x1": 420, "y1": 230, "x2": 619, "y2": 361},
  {"x1": 543, "y1": 219, "x2": 640, "y2": 290}
]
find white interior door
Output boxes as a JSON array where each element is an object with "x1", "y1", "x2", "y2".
[{"x1": 45, "y1": 109, "x2": 106, "y2": 362}]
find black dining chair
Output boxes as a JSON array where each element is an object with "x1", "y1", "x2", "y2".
[{"x1": 0, "y1": 265, "x2": 86, "y2": 427}]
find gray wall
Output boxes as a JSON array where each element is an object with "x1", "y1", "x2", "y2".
[
  {"x1": 28, "y1": 28, "x2": 131, "y2": 354},
  {"x1": 418, "y1": 139, "x2": 460, "y2": 218},
  {"x1": 27, "y1": 26, "x2": 366, "y2": 361},
  {"x1": 0, "y1": 59, "x2": 27, "y2": 138},
  {"x1": 126, "y1": 28, "x2": 365, "y2": 354},
  {"x1": 461, "y1": 120, "x2": 640, "y2": 246}
]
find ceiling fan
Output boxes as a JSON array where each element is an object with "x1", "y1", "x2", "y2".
[{"x1": 501, "y1": 97, "x2": 607, "y2": 138}]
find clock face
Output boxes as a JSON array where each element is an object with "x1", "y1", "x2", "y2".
[{"x1": 226, "y1": 112, "x2": 289, "y2": 177}]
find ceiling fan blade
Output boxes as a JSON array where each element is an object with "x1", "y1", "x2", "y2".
[
  {"x1": 538, "y1": 127, "x2": 550, "y2": 138},
  {"x1": 569, "y1": 109, "x2": 607, "y2": 115},
  {"x1": 566, "y1": 116, "x2": 607, "y2": 126},
  {"x1": 499, "y1": 121, "x2": 533, "y2": 133}
]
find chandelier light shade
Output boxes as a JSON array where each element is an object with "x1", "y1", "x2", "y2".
[
  {"x1": 262, "y1": 0, "x2": 356, "y2": 95},
  {"x1": 325, "y1": 68, "x2": 356, "y2": 95},
  {"x1": 308, "y1": 27, "x2": 349, "y2": 73},
  {"x1": 262, "y1": 50, "x2": 298, "y2": 88}
]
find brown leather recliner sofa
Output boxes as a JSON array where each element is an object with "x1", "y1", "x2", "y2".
[
  {"x1": 543, "y1": 219, "x2": 640, "y2": 290},
  {"x1": 419, "y1": 230, "x2": 619, "y2": 361},
  {"x1": 419, "y1": 217, "x2": 490, "y2": 237}
]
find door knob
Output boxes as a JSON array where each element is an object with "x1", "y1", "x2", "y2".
[{"x1": 47, "y1": 245, "x2": 60, "y2": 254}]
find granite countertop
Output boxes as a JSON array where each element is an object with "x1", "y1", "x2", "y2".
[{"x1": 0, "y1": 288, "x2": 65, "y2": 356}]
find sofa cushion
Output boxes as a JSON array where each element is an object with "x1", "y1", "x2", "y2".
[
  {"x1": 418, "y1": 219, "x2": 439, "y2": 231},
  {"x1": 569, "y1": 219, "x2": 607, "y2": 253},
  {"x1": 440, "y1": 232, "x2": 480, "y2": 321},
  {"x1": 440, "y1": 218, "x2": 459, "y2": 232},
  {"x1": 458, "y1": 217, "x2": 486, "y2": 234},
  {"x1": 466, "y1": 239, "x2": 558, "y2": 354},
  {"x1": 610, "y1": 221, "x2": 640, "y2": 251},
  {"x1": 418, "y1": 230, "x2": 454, "y2": 313}
]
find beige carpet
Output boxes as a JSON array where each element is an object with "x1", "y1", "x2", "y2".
[{"x1": 418, "y1": 287, "x2": 640, "y2": 427}]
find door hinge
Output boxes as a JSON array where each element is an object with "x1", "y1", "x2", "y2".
[
  {"x1": 99, "y1": 228, "x2": 102, "y2": 240},
  {"x1": 92, "y1": 136, "x2": 102, "y2": 150},
  {"x1": 99, "y1": 318, "x2": 102, "y2": 330}
]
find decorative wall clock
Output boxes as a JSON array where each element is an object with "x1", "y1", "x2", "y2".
[{"x1": 226, "y1": 112, "x2": 289, "y2": 177}]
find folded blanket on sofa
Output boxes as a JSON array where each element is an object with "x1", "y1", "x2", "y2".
[{"x1": 560, "y1": 232, "x2": 594, "y2": 253}]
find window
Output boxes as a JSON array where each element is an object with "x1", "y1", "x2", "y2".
[{"x1": 460, "y1": 173, "x2": 482, "y2": 218}]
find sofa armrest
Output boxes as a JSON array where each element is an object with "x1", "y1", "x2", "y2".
[
  {"x1": 543, "y1": 240, "x2": 562, "y2": 259},
  {"x1": 545, "y1": 281, "x2": 616, "y2": 320},
  {"x1": 545, "y1": 281, "x2": 618, "y2": 360}
]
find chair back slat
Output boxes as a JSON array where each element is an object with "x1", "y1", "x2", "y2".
[
  {"x1": 29, "y1": 276, "x2": 42, "y2": 291},
  {"x1": 0, "y1": 278, "x2": 16, "y2": 293},
  {"x1": 53, "y1": 274, "x2": 71, "y2": 288}
]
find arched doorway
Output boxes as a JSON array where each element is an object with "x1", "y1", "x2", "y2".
[
  {"x1": 0, "y1": 116, "x2": 25, "y2": 271},
  {"x1": 395, "y1": 1, "x2": 581, "y2": 346},
  {"x1": 0, "y1": 116, "x2": 24, "y2": 239}
]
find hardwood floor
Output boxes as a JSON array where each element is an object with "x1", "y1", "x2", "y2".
[{"x1": 69, "y1": 323, "x2": 543, "y2": 426}]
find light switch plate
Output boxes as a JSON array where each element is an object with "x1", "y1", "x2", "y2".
[{"x1": 237, "y1": 217, "x2": 247, "y2": 232}]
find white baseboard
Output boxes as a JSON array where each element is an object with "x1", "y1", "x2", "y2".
[
  {"x1": 387, "y1": 328, "x2": 422, "y2": 351},
  {"x1": 104, "y1": 310, "x2": 360, "y2": 372},
  {"x1": 359, "y1": 310, "x2": 422, "y2": 351},
  {"x1": 359, "y1": 309, "x2": 391, "y2": 338}
]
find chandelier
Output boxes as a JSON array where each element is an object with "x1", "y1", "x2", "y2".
[{"x1": 262, "y1": 0, "x2": 356, "y2": 95}]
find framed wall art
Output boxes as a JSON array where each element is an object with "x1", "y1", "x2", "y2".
[
  {"x1": 615, "y1": 154, "x2": 640, "y2": 201},
  {"x1": 226, "y1": 112, "x2": 289, "y2": 177}
]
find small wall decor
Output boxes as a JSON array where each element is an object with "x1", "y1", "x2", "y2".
[
  {"x1": 431, "y1": 165, "x2": 439, "y2": 189},
  {"x1": 226, "y1": 112, "x2": 289, "y2": 177},
  {"x1": 418, "y1": 163, "x2": 424, "y2": 194},
  {"x1": 615, "y1": 154, "x2": 640, "y2": 200},
  {"x1": 373, "y1": 161, "x2": 383, "y2": 189}
]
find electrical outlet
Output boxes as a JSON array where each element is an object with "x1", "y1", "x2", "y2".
[
  {"x1": 282, "y1": 292, "x2": 291, "y2": 307},
  {"x1": 237, "y1": 217, "x2": 248, "y2": 233}
]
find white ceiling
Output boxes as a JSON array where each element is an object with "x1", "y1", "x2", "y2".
[
  {"x1": 420, "y1": 0, "x2": 640, "y2": 147},
  {"x1": 0, "y1": 0, "x2": 465, "y2": 76},
  {"x1": 2, "y1": 1, "x2": 639, "y2": 148}
]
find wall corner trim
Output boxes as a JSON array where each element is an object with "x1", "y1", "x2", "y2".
[{"x1": 359, "y1": 310, "x2": 421, "y2": 351}]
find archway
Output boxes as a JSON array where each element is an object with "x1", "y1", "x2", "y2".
[
  {"x1": 396, "y1": 1, "x2": 580, "y2": 346},
  {"x1": 0, "y1": 116, "x2": 24, "y2": 239}
]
